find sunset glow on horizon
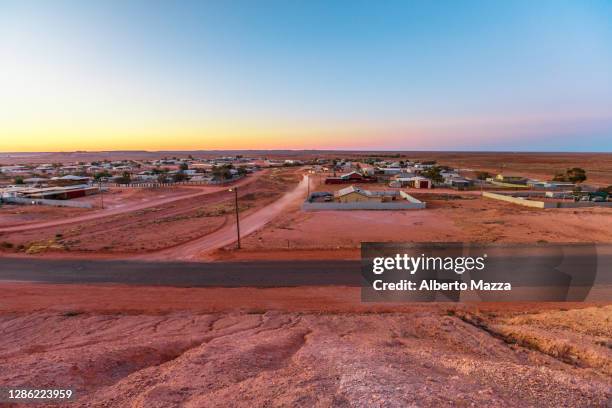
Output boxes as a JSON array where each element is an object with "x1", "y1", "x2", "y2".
[{"x1": 1, "y1": 0, "x2": 611, "y2": 152}]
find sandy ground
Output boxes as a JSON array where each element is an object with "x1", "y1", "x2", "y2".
[
  {"x1": 419, "y1": 152, "x2": 612, "y2": 186},
  {"x1": 0, "y1": 282, "x2": 610, "y2": 407},
  {"x1": 141, "y1": 175, "x2": 309, "y2": 260},
  {"x1": 214, "y1": 191, "x2": 612, "y2": 261},
  {"x1": 4, "y1": 180, "x2": 610, "y2": 261},
  {"x1": 0, "y1": 169, "x2": 301, "y2": 255},
  {"x1": 0, "y1": 172, "x2": 268, "y2": 234},
  {"x1": 2, "y1": 152, "x2": 610, "y2": 260},
  {"x1": 1, "y1": 152, "x2": 610, "y2": 406}
]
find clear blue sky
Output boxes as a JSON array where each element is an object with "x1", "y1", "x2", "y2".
[{"x1": 1, "y1": 0, "x2": 611, "y2": 151}]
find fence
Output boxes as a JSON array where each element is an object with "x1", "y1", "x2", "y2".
[
  {"x1": 483, "y1": 192, "x2": 612, "y2": 209},
  {"x1": 104, "y1": 176, "x2": 245, "y2": 188},
  {"x1": 302, "y1": 193, "x2": 426, "y2": 211},
  {"x1": 2, "y1": 197, "x2": 93, "y2": 208}
]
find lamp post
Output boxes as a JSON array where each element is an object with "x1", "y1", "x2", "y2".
[
  {"x1": 228, "y1": 186, "x2": 241, "y2": 249},
  {"x1": 307, "y1": 169, "x2": 315, "y2": 197}
]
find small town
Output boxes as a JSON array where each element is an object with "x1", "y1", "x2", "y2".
[
  {"x1": 1, "y1": 153, "x2": 609, "y2": 212},
  {"x1": 2, "y1": 0, "x2": 611, "y2": 406}
]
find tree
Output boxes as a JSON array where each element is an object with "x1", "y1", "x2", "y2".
[
  {"x1": 476, "y1": 171, "x2": 491, "y2": 180},
  {"x1": 173, "y1": 172, "x2": 188, "y2": 182},
  {"x1": 566, "y1": 167, "x2": 587, "y2": 183},
  {"x1": 212, "y1": 166, "x2": 232, "y2": 180},
  {"x1": 597, "y1": 185, "x2": 612, "y2": 194},
  {"x1": 14, "y1": 176, "x2": 24, "y2": 185},
  {"x1": 422, "y1": 166, "x2": 444, "y2": 183},
  {"x1": 553, "y1": 167, "x2": 587, "y2": 183},
  {"x1": 237, "y1": 167, "x2": 247, "y2": 176},
  {"x1": 116, "y1": 171, "x2": 131, "y2": 184},
  {"x1": 157, "y1": 174, "x2": 169, "y2": 183},
  {"x1": 94, "y1": 171, "x2": 112, "y2": 180},
  {"x1": 179, "y1": 162, "x2": 189, "y2": 172}
]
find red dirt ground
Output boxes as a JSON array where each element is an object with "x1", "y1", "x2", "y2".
[
  {"x1": 0, "y1": 169, "x2": 301, "y2": 255},
  {"x1": 213, "y1": 192, "x2": 612, "y2": 261},
  {"x1": 1, "y1": 152, "x2": 610, "y2": 406},
  {"x1": 0, "y1": 283, "x2": 610, "y2": 407}
]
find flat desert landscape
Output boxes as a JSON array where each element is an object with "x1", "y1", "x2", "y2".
[{"x1": 1, "y1": 151, "x2": 611, "y2": 406}]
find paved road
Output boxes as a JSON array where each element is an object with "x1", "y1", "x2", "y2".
[
  {"x1": 0, "y1": 173, "x2": 264, "y2": 233},
  {"x1": 140, "y1": 175, "x2": 309, "y2": 260},
  {"x1": 0, "y1": 257, "x2": 361, "y2": 287},
  {"x1": 1, "y1": 250, "x2": 610, "y2": 288}
]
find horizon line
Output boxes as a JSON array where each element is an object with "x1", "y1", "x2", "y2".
[{"x1": 1, "y1": 149, "x2": 611, "y2": 155}]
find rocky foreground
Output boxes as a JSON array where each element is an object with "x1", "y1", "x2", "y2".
[{"x1": 1, "y1": 306, "x2": 610, "y2": 407}]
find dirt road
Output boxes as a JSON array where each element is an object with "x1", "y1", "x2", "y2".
[
  {"x1": 0, "y1": 174, "x2": 264, "y2": 233},
  {"x1": 140, "y1": 175, "x2": 309, "y2": 260}
]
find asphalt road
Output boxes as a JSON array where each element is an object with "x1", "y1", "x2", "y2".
[
  {"x1": 0, "y1": 251, "x2": 610, "y2": 289},
  {"x1": 0, "y1": 258, "x2": 362, "y2": 287}
]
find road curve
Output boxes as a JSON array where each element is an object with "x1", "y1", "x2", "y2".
[
  {"x1": 140, "y1": 175, "x2": 309, "y2": 260},
  {"x1": 0, "y1": 173, "x2": 263, "y2": 233}
]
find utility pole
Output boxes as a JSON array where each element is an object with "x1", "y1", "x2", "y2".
[
  {"x1": 229, "y1": 187, "x2": 241, "y2": 249},
  {"x1": 99, "y1": 181, "x2": 104, "y2": 209}
]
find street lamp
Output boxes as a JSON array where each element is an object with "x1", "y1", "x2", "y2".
[
  {"x1": 307, "y1": 170, "x2": 315, "y2": 197},
  {"x1": 228, "y1": 187, "x2": 241, "y2": 249}
]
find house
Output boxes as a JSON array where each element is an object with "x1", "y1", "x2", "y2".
[
  {"x1": 447, "y1": 177, "x2": 472, "y2": 189},
  {"x1": 388, "y1": 172, "x2": 418, "y2": 188},
  {"x1": 394, "y1": 171, "x2": 417, "y2": 179},
  {"x1": 189, "y1": 174, "x2": 214, "y2": 183},
  {"x1": 304, "y1": 185, "x2": 426, "y2": 210},
  {"x1": 23, "y1": 177, "x2": 48, "y2": 186},
  {"x1": 334, "y1": 186, "x2": 398, "y2": 203},
  {"x1": 441, "y1": 170, "x2": 460, "y2": 181},
  {"x1": 376, "y1": 167, "x2": 403, "y2": 176},
  {"x1": 49, "y1": 175, "x2": 91, "y2": 186},
  {"x1": 495, "y1": 174, "x2": 527, "y2": 185},
  {"x1": 34, "y1": 165, "x2": 55, "y2": 174},
  {"x1": 414, "y1": 162, "x2": 435, "y2": 170},
  {"x1": 19, "y1": 184, "x2": 98, "y2": 200},
  {"x1": 0, "y1": 165, "x2": 30, "y2": 174},
  {"x1": 325, "y1": 171, "x2": 377, "y2": 184},
  {"x1": 60, "y1": 165, "x2": 81, "y2": 173},
  {"x1": 407, "y1": 176, "x2": 432, "y2": 189},
  {"x1": 133, "y1": 172, "x2": 158, "y2": 182},
  {"x1": 527, "y1": 180, "x2": 575, "y2": 190}
]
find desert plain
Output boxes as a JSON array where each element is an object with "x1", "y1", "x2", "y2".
[{"x1": 0, "y1": 151, "x2": 611, "y2": 407}]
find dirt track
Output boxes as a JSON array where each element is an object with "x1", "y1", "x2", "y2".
[
  {"x1": 141, "y1": 175, "x2": 308, "y2": 260},
  {"x1": 0, "y1": 173, "x2": 264, "y2": 233}
]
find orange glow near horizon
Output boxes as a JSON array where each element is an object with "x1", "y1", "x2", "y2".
[
  {"x1": 2, "y1": 111, "x2": 611, "y2": 153},
  {"x1": 0, "y1": 124, "x2": 388, "y2": 152}
]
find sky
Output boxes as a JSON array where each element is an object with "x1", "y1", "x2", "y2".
[{"x1": 1, "y1": 0, "x2": 611, "y2": 152}]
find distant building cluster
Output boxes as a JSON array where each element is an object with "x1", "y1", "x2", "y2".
[{"x1": 0, "y1": 155, "x2": 300, "y2": 202}]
